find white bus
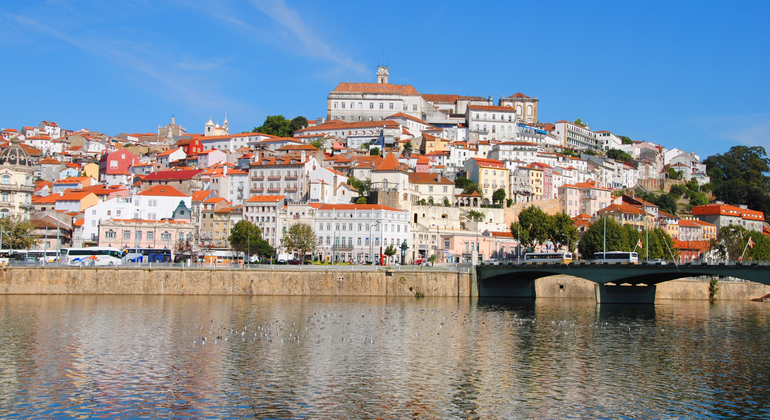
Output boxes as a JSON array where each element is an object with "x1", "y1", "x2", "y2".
[
  {"x1": 593, "y1": 251, "x2": 639, "y2": 264},
  {"x1": 524, "y1": 252, "x2": 573, "y2": 264},
  {"x1": 60, "y1": 247, "x2": 123, "y2": 267}
]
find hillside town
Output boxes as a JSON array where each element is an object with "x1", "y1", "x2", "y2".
[{"x1": 0, "y1": 66, "x2": 765, "y2": 265}]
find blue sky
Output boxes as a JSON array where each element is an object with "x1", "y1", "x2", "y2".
[{"x1": 1, "y1": 0, "x2": 768, "y2": 158}]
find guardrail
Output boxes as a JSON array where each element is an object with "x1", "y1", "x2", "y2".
[{"x1": 17, "y1": 261, "x2": 473, "y2": 273}]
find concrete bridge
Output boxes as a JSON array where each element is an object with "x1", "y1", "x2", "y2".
[{"x1": 477, "y1": 262, "x2": 770, "y2": 304}]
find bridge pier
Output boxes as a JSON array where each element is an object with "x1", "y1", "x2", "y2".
[
  {"x1": 595, "y1": 284, "x2": 657, "y2": 304},
  {"x1": 477, "y1": 277, "x2": 536, "y2": 299}
]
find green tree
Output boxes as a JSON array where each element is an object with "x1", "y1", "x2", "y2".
[
  {"x1": 574, "y1": 118, "x2": 586, "y2": 127},
  {"x1": 689, "y1": 191, "x2": 709, "y2": 206},
  {"x1": 518, "y1": 206, "x2": 554, "y2": 249},
  {"x1": 705, "y1": 146, "x2": 770, "y2": 219},
  {"x1": 384, "y1": 244, "x2": 397, "y2": 262},
  {"x1": 428, "y1": 254, "x2": 438, "y2": 267},
  {"x1": 289, "y1": 116, "x2": 308, "y2": 133},
  {"x1": 347, "y1": 175, "x2": 372, "y2": 197},
  {"x1": 606, "y1": 148, "x2": 632, "y2": 162},
  {"x1": 309, "y1": 138, "x2": 326, "y2": 150},
  {"x1": 281, "y1": 223, "x2": 317, "y2": 259},
  {"x1": 619, "y1": 135, "x2": 634, "y2": 145},
  {"x1": 454, "y1": 177, "x2": 471, "y2": 189},
  {"x1": 686, "y1": 178, "x2": 700, "y2": 192},
  {"x1": 444, "y1": 197, "x2": 451, "y2": 207},
  {"x1": 403, "y1": 140, "x2": 413, "y2": 156},
  {"x1": 510, "y1": 222, "x2": 531, "y2": 253},
  {"x1": 253, "y1": 115, "x2": 308, "y2": 137},
  {"x1": 356, "y1": 197, "x2": 368, "y2": 204},
  {"x1": 492, "y1": 188, "x2": 506, "y2": 205},
  {"x1": 462, "y1": 183, "x2": 483, "y2": 197},
  {"x1": 229, "y1": 220, "x2": 271, "y2": 259},
  {"x1": 669, "y1": 183, "x2": 687, "y2": 198},
  {"x1": 656, "y1": 194, "x2": 678, "y2": 215},
  {"x1": 667, "y1": 167, "x2": 683, "y2": 180},
  {"x1": 369, "y1": 147, "x2": 380, "y2": 156},
  {"x1": 551, "y1": 212, "x2": 578, "y2": 252},
  {"x1": 560, "y1": 149, "x2": 577, "y2": 157},
  {"x1": 0, "y1": 215, "x2": 38, "y2": 250},
  {"x1": 467, "y1": 210, "x2": 485, "y2": 222},
  {"x1": 577, "y1": 216, "x2": 626, "y2": 259},
  {"x1": 584, "y1": 149, "x2": 597, "y2": 156}
]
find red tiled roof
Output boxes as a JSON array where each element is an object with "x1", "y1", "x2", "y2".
[
  {"x1": 137, "y1": 185, "x2": 187, "y2": 197},
  {"x1": 468, "y1": 104, "x2": 517, "y2": 112},
  {"x1": 142, "y1": 169, "x2": 203, "y2": 181},
  {"x1": 373, "y1": 152, "x2": 407, "y2": 172},
  {"x1": 598, "y1": 203, "x2": 646, "y2": 215},
  {"x1": 246, "y1": 195, "x2": 285, "y2": 203},
  {"x1": 692, "y1": 204, "x2": 765, "y2": 221},
  {"x1": 317, "y1": 204, "x2": 403, "y2": 212},
  {"x1": 422, "y1": 94, "x2": 460, "y2": 104},
  {"x1": 507, "y1": 92, "x2": 532, "y2": 99},
  {"x1": 408, "y1": 172, "x2": 453, "y2": 184},
  {"x1": 332, "y1": 83, "x2": 419, "y2": 96}
]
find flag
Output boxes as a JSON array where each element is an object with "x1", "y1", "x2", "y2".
[
  {"x1": 637, "y1": 239, "x2": 643, "y2": 248},
  {"x1": 748, "y1": 237, "x2": 755, "y2": 248}
]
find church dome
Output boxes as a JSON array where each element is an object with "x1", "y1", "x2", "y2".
[{"x1": 0, "y1": 141, "x2": 33, "y2": 167}]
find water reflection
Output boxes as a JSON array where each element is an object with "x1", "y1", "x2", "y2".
[{"x1": 0, "y1": 295, "x2": 768, "y2": 418}]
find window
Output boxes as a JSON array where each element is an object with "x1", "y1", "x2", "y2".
[
  {"x1": 334, "y1": 102, "x2": 337, "y2": 108},
  {"x1": 341, "y1": 102, "x2": 345, "y2": 109},
  {"x1": 369, "y1": 102, "x2": 374, "y2": 109},
  {"x1": 124, "y1": 230, "x2": 131, "y2": 240},
  {"x1": 413, "y1": 104, "x2": 417, "y2": 111},
  {"x1": 106, "y1": 230, "x2": 116, "y2": 239},
  {"x1": 147, "y1": 231, "x2": 154, "y2": 241},
  {"x1": 1, "y1": 175, "x2": 9, "y2": 185},
  {"x1": 0, "y1": 192, "x2": 7, "y2": 202},
  {"x1": 389, "y1": 103, "x2": 394, "y2": 110}
]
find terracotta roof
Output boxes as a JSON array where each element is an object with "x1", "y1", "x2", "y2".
[
  {"x1": 422, "y1": 94, "x2": 461, "y2": 104},
  {"x1": 386, "y1": 112, "x2": 431, "y2": 126},
  {"x1": 137, "y1": 185, "x2": 187, "y2": 197},
  {"x1": 468, "y1": 104, "x2": 517, "y2": 112},
  {"x1": 331, "y1": 83, "x2": 419, "y2": 96},
  {"x1": 507, "y1": 92, "x2": 532, "y2": 99},
  {"x1": 58, "y1": 191, "x2": 95, "y2": 201},
  {"x1": 142, "y1": 169, "x2": 203, "y2": 181},
  {"x1": 317, "y1": 204, "x2": 404, "y2": 212},
  {"x1": 245, "y1": 195, "x2": 285, "y2": 203},
  {"x1": 408, "y1": 172, "x2": 454, "y2": 184},
  {"x1": 469, "y1": 157, "x2": 505, "y2": 168},
  {"x1": 597, "y1": 203, "x2": 646, "y2": 215},
  {"x1": 491, "y1": 231, "x2": 514, "y2": 238},
  {"x1": 373, "y1": 152, "x2": 407, "y2": 172},
  {"x1": 32, "y1": 195, "x2": 59, "y2": 204},
  {"x1": 191, "y1": 191, "x2": 213, "y2": 202},
  {"x1": 39, "y1": 157, "x2": 61, "y2": 164},
  {"x1": 692, "y1": 204, "x2": 765, "y2": 221},
  {"x1": 157, "y1": 148, "x2": 183, "y2": 157},
  {"x1": 673, "y1": 240, "x2": 712, "y2": 252}
]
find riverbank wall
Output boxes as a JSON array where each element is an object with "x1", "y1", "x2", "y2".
[
  {"x1": 0, "y1": 268, "x2": 768, "y2": 301},
  {"x1": 0, "y1": 267, "x2": 472, "y2": 297}
]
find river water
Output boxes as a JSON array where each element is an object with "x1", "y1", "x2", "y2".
[{"x1": 0, "y1": 295, "x2": 768, "y2": 419}]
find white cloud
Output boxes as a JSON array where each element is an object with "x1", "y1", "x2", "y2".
[
  {"x1": 249, "y1": 0, "x2": 367, "y2": 76},
  {"x1": 689, "y1": 114, "x2": 770, "y2": 149}
]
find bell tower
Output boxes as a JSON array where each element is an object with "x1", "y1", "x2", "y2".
[{"x1": 376, "y1": 65, "x2": 389, "y2": 84}]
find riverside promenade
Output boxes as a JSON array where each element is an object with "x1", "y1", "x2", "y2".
[{"x1": 1, "y1": 265, "x2": 768, "y2": 301}]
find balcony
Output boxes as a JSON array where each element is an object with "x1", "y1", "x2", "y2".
[
  {"x1": 267, "y1": 176, "x2": 281, "y2": 181},
  {"x1": 267, "y1": 188, "x2": 281, "y2": 193},
  {"x1": 250, "y1": 189, "x2": 263, "y2": 194},
  {"x1": 251, "y1": 175, "x2": 263, "y2": 181},
  {"x1": 285, "y1": 175, "x2": 298, "y2": 181},
  {"x1": 0, "y1": 183, "x2": 35, "y2": 193},
  {"x1": 285, "y1": 188, "x2": 298, "y2": 193}
]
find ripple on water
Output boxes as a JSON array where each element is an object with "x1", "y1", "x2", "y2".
[{"x1": 0, "y1": 296, "x2": 769, "y2": 418}]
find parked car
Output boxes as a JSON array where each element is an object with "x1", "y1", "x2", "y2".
[
  {"x1": 288, "y1": 259, "x2": 302, "y2": 265},
  {"x1": 648, "y1": 259, "x2": 667, "y2": 265},
  {"x1": 483, "y1": 258, "x2": 500, "y2": 266},
  {"x1": 276, "y1": 258, "x2": 288, "y2": 264}
]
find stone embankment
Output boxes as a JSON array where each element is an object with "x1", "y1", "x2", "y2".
[
  {"x1": 0, "y1": 267, "x2": 472, "y2": 297},
  {"x1": 1, "y1": 268, "x2": 768, "y2": 301}
]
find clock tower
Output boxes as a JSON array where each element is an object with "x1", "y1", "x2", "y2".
[{"x1": 376, "y1": 65, "x2": 389, "y2": 84}]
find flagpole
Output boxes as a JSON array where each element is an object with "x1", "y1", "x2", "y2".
[{"x1": 739, "y1": 236, "x2": 754, "y2": 262}]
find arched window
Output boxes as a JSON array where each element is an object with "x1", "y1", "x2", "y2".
[
  {"x1": 492, "y1": 125, "x2": 496, "y2": 133},
  {"x1": 0, "y1": 209, "x2": 9, "y2": 218}
]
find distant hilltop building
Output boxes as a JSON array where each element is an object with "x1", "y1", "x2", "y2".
[
  {"x1": 205, "y1": 115, "x2": 229, "y2": 137},
  {"x1": 158, "y1": 115, "x2": 186, "y2": 140},
  {"x1": 327, "y1": 66, "x2": 538, "y2": 128}
]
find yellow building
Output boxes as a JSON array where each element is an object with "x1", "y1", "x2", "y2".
[
  {"x1": 83, "y1": 162, "x2": 99, "y2": 181},
  {"x1": 463, "y1": 158, "x2": 508, "y2": 204},
  {"x1": 421, "y1": 133, "x2": 450, "y2": 155}
]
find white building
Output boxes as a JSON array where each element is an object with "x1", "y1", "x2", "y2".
[
  {"x1": 467, "y1": 105, "x2": 518, "y2": 141},
  {"x1": 81, "y1": 185, "x2": 192, "y2": 245},
  {"x1": 314, "y1": 204, "x2": 410, "y2": 264},
  {"x1": 553, "y1": 120, "x2": 600, "y2": 150},
  {"x1": 327, "y1": 66, "x2": 422, "y2": 123}
]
